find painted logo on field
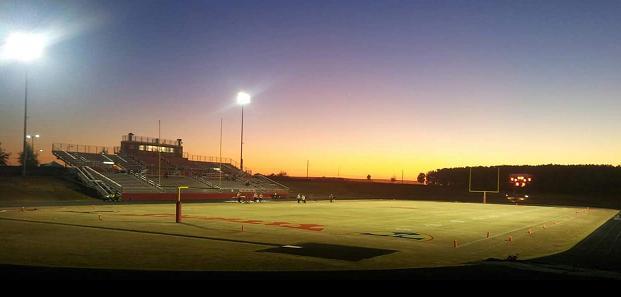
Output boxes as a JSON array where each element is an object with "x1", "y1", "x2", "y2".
[
  {"x1": 118, "y1": 213, "x2": 325, "y2": 231},
  {"x1": 361, "y1": 231, "x2": 433, "y2": 241}
]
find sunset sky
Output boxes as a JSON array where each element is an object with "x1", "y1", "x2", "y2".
[{"x1": 1, "y1": 0, "x2": 620, "y2": 179}]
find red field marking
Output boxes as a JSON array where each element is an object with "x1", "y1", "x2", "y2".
[{"x1": 117, "y1": 213, "x2": 325, "y2": 231}]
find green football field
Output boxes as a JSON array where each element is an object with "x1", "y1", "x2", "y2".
[{"x1": 0, "y1": 200, "x2": 616, "y2": 271}]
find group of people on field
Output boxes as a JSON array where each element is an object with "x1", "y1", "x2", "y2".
[
  {"x1": 234, "y1": 191, "x2": 336, "y2": 204},
  {"x1": 235, "y1": 191, "x2": 264, "y2": 203},
  {"x1": 296, "y1": 193, "x2": 337, "y2": 203}
]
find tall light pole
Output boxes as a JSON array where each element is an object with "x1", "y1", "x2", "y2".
[
  {"x1": 219, "y1": 118, "x2": 223, "y2": 186},
  {"x1": 2, "y1": 32, "x2": 47, "y2": 176},
  {"x1": 236, "y1": 91, "x2": 251, "y2": 172},
  {"x1": 158, "y1": 120, "x2": 161, "y2": 186}
]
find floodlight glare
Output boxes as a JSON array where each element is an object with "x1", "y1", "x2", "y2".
[
  {"x1": 236, "y1": 91, "x2": 252, "y2": 171},
  {"x1": 2, "y1": 32, "x2": 47, "y2": 62},
  {"x1": 236, "y1": 91, "x2": 251, "y2": 105}
]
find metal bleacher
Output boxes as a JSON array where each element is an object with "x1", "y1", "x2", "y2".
[
  {"x1": 52, "y1": 141, "x2": 288, "y2": 200},
  {"x1": 103, "y1": 172, "x2": 161, "y2": 193}
]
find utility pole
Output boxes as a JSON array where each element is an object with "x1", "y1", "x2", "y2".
[
  {"x1": 158, "y1": 120, "x2": 161, "y2": 186},
  {"x1": 240, "y1": 105, "x2": 244, "y2": 172},
  {"x1": 219, "y1": 118, "x2": 223, "y2": 187},
  {"x1": 22, "y1": 70, "x2": 29, "y2": 176},
  {"x1": 306, "y1": 160, "x2": 309, "y2": 179}
]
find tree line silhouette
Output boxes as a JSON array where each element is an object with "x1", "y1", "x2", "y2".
[{"x1": 426, "y1": 165, "x2": 621, "y2": 195}]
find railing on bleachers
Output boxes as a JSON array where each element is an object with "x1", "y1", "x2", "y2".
[
  {"x1": 52, "y1": 143, "x2": 115, "y2": 154},
  {"x1": 255, "y1": 174, "x2": 290, "y2": 191},
  {"x1": 52, "y1": 142, "x2": 287, "y2": 194},
  {"x1": 183, "y1": 153, "x2": 240, "y2": 168},
  {"x1": 122, "y1": 134, "x2": 178, "y2": 146}
]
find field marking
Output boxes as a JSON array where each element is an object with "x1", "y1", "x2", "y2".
[
  {"x1": 424, "y1": 224, "x2": 442, "y2": 227},
  {"x1": 114, "y1": 213, "x2": 325, "y2": 232},
  {"x1": 0, "y1": 217, "x2": 284, "y2": 248},
  {"x1": 426, "y1": 207, "x2": 551, "y2": 231},
  {"x1": 457, "y1": 209, "x2": 581, "y2": 248},
  {"x1": 449, "y1": 220, "x2": 465, "y2": 223}
]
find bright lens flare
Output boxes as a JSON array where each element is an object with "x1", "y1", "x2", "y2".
[
  {"x1": 1, "y1": 32, "x2": 47, "y2": 62},
  {"x1": 236, "y1": 91, "x2": 251, "y2": 105}
]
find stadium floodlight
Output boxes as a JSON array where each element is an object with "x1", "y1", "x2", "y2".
[
  {"x1": 26, "y1": 134, "x2": 41, "y2": 160},
  {"x1": 2, "y1": 32, "x2": 47, "y2": 62},
  {"x1": 236, "y1": 91, "x2": 251, "y2": 171},
  {"x1": 3, "y1": 32, "x2": 48, "y2": 176},
  {"x1": 236, "y1": 91, "x2": 251, "y2": 105}
]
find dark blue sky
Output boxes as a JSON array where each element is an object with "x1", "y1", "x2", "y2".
[{"x1": 1, "y1": 0, "x2": 620, "y2": 177}]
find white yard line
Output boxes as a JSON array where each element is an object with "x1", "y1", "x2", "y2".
[{"x1": 457, "y1": 210, "x2": 583, "y2": 248}]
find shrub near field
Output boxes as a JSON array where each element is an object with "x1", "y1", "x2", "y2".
[{"x1": 426, "y1": 165, "x2": 621, "y2": 195}]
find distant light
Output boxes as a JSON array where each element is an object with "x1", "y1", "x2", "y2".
[
  {"x1": 236, "y1": 91, "x2": 251, "y2": 105},
  {"x1": 26, "y1": 135, "x2": 31, "y2": 139},
  {"x1": 35, "y1": 134, "x2": 40, "y2": 138},
  {"x1": 103, "y1": 161, "x2": 114, "y2": 165},
  {"x1": 2, "y1": 32, "x2": 47, "y2": 63}
]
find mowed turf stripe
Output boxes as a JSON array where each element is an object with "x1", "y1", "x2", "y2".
[
  {"x1": 0, "y1": 217, "x2": 284, "y2": 248},
  {"x1": 457, "y1": 208, "x2": 592, "y2": 248}
]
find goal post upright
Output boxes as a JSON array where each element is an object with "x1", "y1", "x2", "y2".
[{"x1": 469, "y1": 167, "x2": 500, "y2": 204}]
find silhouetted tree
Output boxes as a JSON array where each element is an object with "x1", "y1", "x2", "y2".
[
  {"x1": 426, "y1": 165, "x2": 621, "y2": 195},
  {"x1": 367, "y1": 174, "x2": 371, "y2": 180},
  {"x1": 417, "y1": 173, "x2": 426, "y2": 184},
  {"x1": 0, "y1": 142, "x2": 9, "y2": 166},
  {"x1": 18, "y1": 143, "x2": 39, "y2": 168}
]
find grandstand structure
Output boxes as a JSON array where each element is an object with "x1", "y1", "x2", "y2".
[{"x1": 51, "y1": 133, "x2": 289, "y2": 201}]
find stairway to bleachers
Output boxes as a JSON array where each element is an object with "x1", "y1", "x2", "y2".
[{"x1": 106, "y1": 154, "x2": 144, "y2": 172}]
